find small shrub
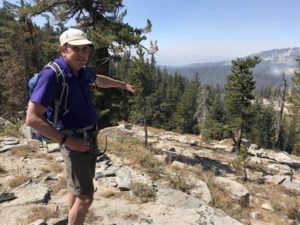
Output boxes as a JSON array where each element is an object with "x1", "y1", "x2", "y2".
[
  {"x1": 231, "y1": 146, "x2": 249, "y2": 180},
  {"x1": 0, "y1": 165, "x2": 7, "y2": 174},
  {"x1": 272, "y1": 202, "x2": 283, "y2": 212},
  {"x1": 287, "y1": 207, "x2": 300, "y2": 221},
  {"x1": 130, "y1": 182, "x2": 156, "y2": 203},
  {"x1": 0, "y1": 122, "x2": 22, "y2": 137},
  {"x1": 8, "y1": 175, "x2": 29, "y2": 188},
  {"x1": 166, "y1": 172, "x2": 194, "y2": 192},
  {"x1": 139, "y1": 155, "x2": 163, "y2": 179}
]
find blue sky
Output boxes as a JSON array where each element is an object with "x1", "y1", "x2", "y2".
[{"x1": 2, "y1": 0, "x2": 300, "y2": 66}]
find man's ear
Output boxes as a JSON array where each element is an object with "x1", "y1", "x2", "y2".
[{"x1": 59, "y1": 45, "x2": 67, "y2": 55}]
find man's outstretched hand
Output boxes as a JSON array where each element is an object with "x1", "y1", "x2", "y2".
[{"x1": 125, "y1": 83, "x2": 137, "y2": 96}]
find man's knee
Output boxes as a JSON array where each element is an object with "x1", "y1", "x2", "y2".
[{"x1": 78, "y1": 194, "x2": 94, "y2": 210}]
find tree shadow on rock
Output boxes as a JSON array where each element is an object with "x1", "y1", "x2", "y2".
[{"x1": 165, "y1": 151, "x2": 233, "y2": 175}]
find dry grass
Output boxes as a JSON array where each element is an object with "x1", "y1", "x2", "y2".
[
  {"x1": 100, "y1": 135, "x2": 164, "y2": 180},
  {"x1": 287, "y1": 207, "x2": 300, "y2": 222},
  {"x1": 191, "y1": 164, "x2": 250, "y2": 221},
  {"x1": 237, "y1": 181, "x2": 300, "y2": 224},
  {"x1": 8, "y1": 174, "x2": 29, "y2": 188},
  {"x1": 10, "y1": 145, "x2": 34, "y2": 158},
  {"x1": 40, "y1": 162, "x2": 64, "y2": 173},
  {"x1": 208, "y1": 182, "x2": 237, "y2": 209},
  {"x1": 97, "y1": 186, "x2": 117, "y2": 198},
  {"x1": 138, "y1": 154, "x2": 164, "y2": 180},
  {"x1": 165, "y1": 168, "x2": 194, "y2": 192},
  {"x1": 99, "y1": 127, "x2": 300, "y2": 225},
  {"x1": 207, "y1": 182, "x2": 253, "y2": 223},
  {"x1": 122, "y1": 213, "x2": 139, "y2": 220},
  {"x1": 20, "y1": 206, "x2": 59, "y2": 225},
  {"x1": 192, "y1": 164, "x2": 215, "y2": 182},
  {"x1": 34, "y1": 152, "x2": 53, "y2": 160},
  {"x1": 145, "y1": 126, "x2": 166, "y2": 136},
  {"x1": 0, "y1": 122, "x2": 22, "y2": 137},
  {"x1": 85, "y1": 209, "x2": 104, "y2": 223},
  {"x1": 130, "y1": 181, "x2": 156, "y2": 203},
  {"x1": 49, "y1": 176, "x2": 67, "y2": 193}
]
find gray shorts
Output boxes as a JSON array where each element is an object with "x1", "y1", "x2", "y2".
[{"x1": 60, "y1": 131, "x2": 99, "y2": 196}]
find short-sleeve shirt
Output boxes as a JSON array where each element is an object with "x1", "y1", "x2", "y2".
[{"x1": 30, "y1": 56, "x2": 97, "y2": 130}]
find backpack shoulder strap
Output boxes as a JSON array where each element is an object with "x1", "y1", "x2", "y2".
[
  {"x1": 28, "y1": 73, "x2": 39, "y2": 97},
  {"x1": 45, "y1": 61, "x2": 68, "y2": 127}
]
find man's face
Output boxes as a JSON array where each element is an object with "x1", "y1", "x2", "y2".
[{"x1": 61, "y1": 44, "x2": 92, "y2": 73}]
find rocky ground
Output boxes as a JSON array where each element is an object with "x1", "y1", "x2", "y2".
[{"x1": 0, "y1": 121, "x2": 300, "y2": 225}]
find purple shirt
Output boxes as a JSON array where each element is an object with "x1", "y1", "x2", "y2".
[{"x1": 30, "y1": 56, "x2": 97, "y2": 129}]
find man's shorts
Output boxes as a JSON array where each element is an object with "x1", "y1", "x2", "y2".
[{"x1": 60, "y1": 130, "x2": 99, "y2": 196}]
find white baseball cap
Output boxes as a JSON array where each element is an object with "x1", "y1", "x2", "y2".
[{"x1": 59, "y1": 28, "x2": 94, "y2": 46}]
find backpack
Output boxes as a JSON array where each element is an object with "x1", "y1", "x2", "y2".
[{"x1": 28, "y1": 61, "x2": 68, "y2": 128}]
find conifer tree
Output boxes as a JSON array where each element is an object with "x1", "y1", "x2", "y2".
[
  {"x1": 172, "y1": 74, "x2": 201, "y2": 134},
  {"x1": 0, "y1": 1, "x2": 40, "y2": 120},
  {"x1": 249, "y1": 100, "x2": 275, "y2": 148},
  {"x1": 200, "y1": 91, "x2": 227, "y2": 140},
  {"x1": 289, "y1": 57, "x2": 300, "y2": 155},
  {"x1": 224, "y1": 56, "x2": 260, "y2": 151}
]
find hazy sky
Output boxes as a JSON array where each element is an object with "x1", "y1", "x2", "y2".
[
  {"x1": 2, "y1": 0, "x2": 300, "y2": 66},
  {"x1": 123, "y1": 0, "x2": 300, "y2": 66}
]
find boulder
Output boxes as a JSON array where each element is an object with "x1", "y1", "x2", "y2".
[
  {"x1": 19, "y1": 124, "x2": 34, "y2": 140},
  {"x1": 248, "y1": 144, "x2": 258, "y2": 151},
  {"x1": 196, "y1": 204, "x2": 243, "y2": 225},
  {"x1": 0, "y1": 117, "x2": 13, "y2": 129},
  {"x1": 0, "y1": 192, "x2": 17, "y2": 203},
  {"x1": 189, "y1": 177, "x2": 212, "y2": 204},
  {"x1": 281, "y1": 179, "x2": 300, "y2": 193},
  {"x1": 1, "y1": 183, "x2": 50, "y2": 206},
  {"x1": 213, "y1": 176, "x2": 250, "y2": 207},
  {"x1": 261, "y1": 202, "x2": 275, "y2": 211}
]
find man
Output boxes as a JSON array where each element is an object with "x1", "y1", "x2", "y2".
[{"x1": 26, "y1": 28, "x2": 136, "y2": 225}]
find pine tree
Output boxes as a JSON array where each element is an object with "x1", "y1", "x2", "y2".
[
  {"x1": 200, "y1": 91, "x2": 227, "y2": 140},
  {"x1": 172, "y1": 74, "x2": 201, "y2": 134},
  {"x1": 224, "y1": 56, "x2": 260, "y2": 151},
  {"x1": 249, "y1": 100, "x2": 275, "y2": 148},
  {"x1": 289, "y1": 57, "x2": 300, "y2": 155},
  {"x1": 0, "y1": 1, "x2": 40, "y2": 120}
]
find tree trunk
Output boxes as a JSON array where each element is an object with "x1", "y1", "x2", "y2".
[
  {"x1": 275, "y1": 73, "x2": 287, "y2": 148},
  {"x1": 144, "y1": 118, "x2": 148, "y2": 147},
  {"x1": 236, "y1": 127, "x2": 243, "y2": 153}
]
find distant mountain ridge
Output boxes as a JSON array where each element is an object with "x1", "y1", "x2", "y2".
[{"x1": 162, "y1": 47, "x2": 300, "y2": 87}]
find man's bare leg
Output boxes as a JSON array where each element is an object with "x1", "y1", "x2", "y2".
[
  {"x1": 68, "y1": 192, "x2": 76, "y2": 210},
  {"x1": 68, "y1": 193, "x2": 93, "y2": 225}
]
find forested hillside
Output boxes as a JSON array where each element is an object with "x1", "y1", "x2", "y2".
[
  {"x1": 163, "y1": 47, "x2": 300, "y2": 87},
  {"x1": 1, "y1": 0, "x2": 300, "y2": 155}
]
